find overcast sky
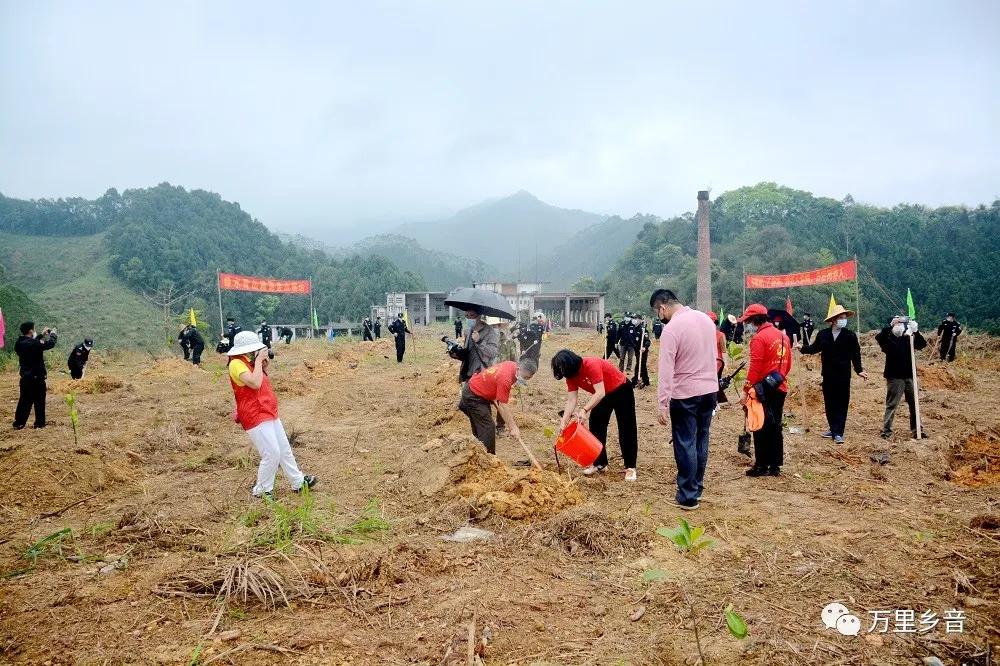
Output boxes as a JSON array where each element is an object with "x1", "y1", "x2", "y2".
[{"x1": 1, "y1": 1, "x2": 997, "y2": 235}]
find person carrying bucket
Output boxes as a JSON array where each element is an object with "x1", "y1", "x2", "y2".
[
  {"x1": 552, "y1": 349, "x2": 638, "y2": 481},
  {"x1": 226, "y1": 330, "x2": 316, "y2": 499},
  {"x1": 458, "y1": 357, "x2": 538, "y2": 454}
]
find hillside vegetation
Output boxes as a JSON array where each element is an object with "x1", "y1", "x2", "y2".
[
  {"x1": 597, "y1": 183, "x2": 1000, "y2": 331},
  {"x1": 0, "y1": 185, "x2": 426, "y2": 345}
]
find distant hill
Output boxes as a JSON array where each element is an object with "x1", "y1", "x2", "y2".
[
  {"x1": 393, "y1": 191, "x2": 607, "y2": 272},
  {"x1": 0, "y1": 185, "x2": 426, "y2": 349},
  {"x1": 598, "y1": 183, "x2": 1000, "y2": 333},
  {"x1": 539, "y1": 214, "x2": 653, "y2": 290},
  {"x1": 0, "y1": 231, "x2": 162, "y2": 350},
  {"x1": 349, "y1": 234, "x2": 493, "y2": 291}
]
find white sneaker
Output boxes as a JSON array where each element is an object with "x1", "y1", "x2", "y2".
[
  {"x1": 624, "y1": 468, "x2": 637, "y2": 481},
  {"x1": 582, "y1": 464, "x2": 607, "y2": 476}
]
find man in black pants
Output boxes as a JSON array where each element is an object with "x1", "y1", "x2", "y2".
[
  {"x1": 374, "y1": 317, "x2": 382, "y2": 339},
  {"x1": 177, "y1": 326, "x2": 191, "y2": 360},
  {"x1": 362, "y1": 317, "x2": 374, "y2": 341},
  {"x1": 67, "y1": 339, "x2": 93, "y2": 379},
  {"x1": 13, "y1": 322, "x2": 57, "y2": 430},
  {"x1": 618, "y1": 314, "x2": 637, "y2": 372},
  {"x1": 454, "y1": 317, "x2": 463, "y2": 339},
  {"x1": 603, "y1": 314, "x2": 619, "y2": 360},
  {"x1": 798, "y1": 304, "x2": 867, "y2": 443},
  {"x1": 739, "y1": 304, "x2": 792, "y2": 477},
  {"x1": 936, "y1": 313, "x2": 961, "y2": 361},
  {"x1": 388, "y1": 313, "x2": 411, "y2": 362},
  {"x1": 186, "y1": 326, "x2": 205, "y2": 365},
  {"x1": 631, "y1": 315, "x2": 651, "y2": 388},
  {"x1": 258, "y1": 320, "x2": 273, "y2": 350},
  {"x1": 877, "y1": 316, "x2": 927, "y2": 439}
]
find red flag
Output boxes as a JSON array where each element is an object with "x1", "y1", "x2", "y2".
[{"x1": 785, "y1": 296, "x2": 794, "y2": 315}]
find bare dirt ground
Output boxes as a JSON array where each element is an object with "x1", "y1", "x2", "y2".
[{"x1": 1, "y1": 329, "x2": 997, "y2": 665}]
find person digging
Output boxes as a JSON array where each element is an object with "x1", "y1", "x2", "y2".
[
  {"x1": 225, "y1": 330, "x2": 316, "y2": 499},
  {"x1": 458, "y1": 357, "x2": 539, "y2": 466}
]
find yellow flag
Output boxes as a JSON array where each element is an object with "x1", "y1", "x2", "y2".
[
  {"x1": 826, "y1": 293, "x2": 838, "y2": 320},
  {"x1": 402, "y1": 309, "x2": 411, "y2": 329},
  {"x1": 188, "y1": 308, "x2": 197, "y2": 326}
]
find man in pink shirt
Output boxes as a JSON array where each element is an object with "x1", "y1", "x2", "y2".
[{"x1": 651, "y1": 289, "x2": 720, "y2": 510}]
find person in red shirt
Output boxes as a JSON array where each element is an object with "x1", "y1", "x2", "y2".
[
  {"x1": 552, "y1": 349, "x2": 638, "y2": 481},
  {"x1": 459, "y1": 357, "x2": 538, "y2": 454},
  {"x1": 226, "y1": 331, "x2": 316, "y2": 499},
  {"x1": 739, "y1": 304, "x2": 792, "y2": 477}
]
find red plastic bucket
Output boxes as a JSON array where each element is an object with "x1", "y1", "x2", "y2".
[{"x1": 555, "y1": 422, "x2": 603, "y2": 468}]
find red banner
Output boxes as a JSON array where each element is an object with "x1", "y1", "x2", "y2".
[
  {"x1": 745, "y1": 259, "x2": 857, "y2": 289},
  {"x1": 218, "y1": 272, "x2": 311, "y2": 294}
]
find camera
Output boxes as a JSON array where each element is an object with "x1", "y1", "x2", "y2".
[
  {"x1": 441, "y1": 336, "x2": 467, "y2": 360},
  {"x1": 267, "y1": 348, "x2": 275, "y2": 360}
]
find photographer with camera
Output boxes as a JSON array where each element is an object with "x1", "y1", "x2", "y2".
[
  {"x1": 226, "y1": 331, "x2": 316, "y2": 499},
  {"x1": 458, "y1": 307, "x2": 498, "y2": 383},
  {"x1": 876, "y1": 315, "x2": 927, "y2": 439},
  {"x1": 458, "y1": 357, "x2": 537, "y2": 454},
  {"x1": 13, "y1": 322, "x2": 57, "y2": 430},
  {"x1": 739, "y1": 304, "x2": 792, "y2": 478},
  {"x1": 798, "y1": 304, "x2": 867, "y2": 444}
]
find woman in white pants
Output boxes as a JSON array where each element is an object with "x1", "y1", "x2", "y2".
[{"x1": 226, "y1": 331, "x2": 316, "y2": 499}]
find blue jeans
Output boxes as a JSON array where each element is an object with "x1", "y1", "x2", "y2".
[{"x1": 669, "y1": 393, "x2": 717, "y2": 504}]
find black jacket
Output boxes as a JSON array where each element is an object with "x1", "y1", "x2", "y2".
[
  {"x1": 258, "y1": 325, "x2": 273, "y2": 346},
  {"x1": 618, "y1": 321, "x2": 637, "y2": 349},
  {"x1": 937, "y1": 319, "x2": 962, "y2": 342},
  {"x1": 605, "y1": 321, "x2": 618, "y2": 344},
  {"x1": 388, "y1": 318, "x2": 410, "y2": 337},
  {"x1": 875, "y1": 327, "x2": 927, "y2": 379},
  {"x1": 177, "y1": 328, "x2": 190, "y2": 348},
  {"x1": 68, "y1": 343, "x2": 90, "y2": 369},
  {"x1": 186, "y1": 328, "x2": 205, "y2": 349},
  {"x1": 224, "y1": 323, "x2": 242, "y2": 345},
  {"x1": 15, "y1": 332, "x2": 57, "y2": 380},
  {"x1": 800, "y1": 326, "x2": 863, "y2": 380},
  {"x1": 652, "y1": 320, "x2": 664, "y2": 339}
]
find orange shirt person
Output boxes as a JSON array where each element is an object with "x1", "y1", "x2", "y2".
[{"x1": 458, "y1": 357, "x2": 538, "y2": 454}]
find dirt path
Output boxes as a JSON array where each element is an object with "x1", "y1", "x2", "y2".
[{"x1": 0, "y1": 330, "x2": 997, "y2": 664}]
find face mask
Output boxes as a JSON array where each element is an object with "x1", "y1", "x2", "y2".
[
  {"x1": 892, "y1": 324, "x2": 905, "y2": 336},
  {"x1": 836, "y1": 318, "x2": 848, "y2": 329},
  {"x1": 744, "y1": 323, "x2": 757, "y2": 337}
]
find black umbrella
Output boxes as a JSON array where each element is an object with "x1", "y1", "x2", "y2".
[
  {"x1": 445, "y1": 287, "x2": 516, "y2": 320},
  {"x1": 767, "y1": 308, "x2": 801, "y2": 340}
]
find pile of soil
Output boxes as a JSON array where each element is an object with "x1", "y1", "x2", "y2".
[
  {"x1": 919, "y1": 365, "x2": 974, "y2": 390},
  {"x1": 50, "y1": 375, "x2": 126, "y2": 395},
  {"x1": 949, "y1": 431, "x2": 1000, "y2": 488},
  {"x1": 448, "y1": 442, "x2": 583, "y2": 520}
]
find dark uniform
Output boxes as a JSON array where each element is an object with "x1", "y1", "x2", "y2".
[
  {"x1": 719, "y1": 318, "x2": 734, "y2": 342},
  {"x1": 631, "y1": 323, "x2": 651, "y2": 388},
  {"x1": 279, "y1": 326, "x2": 293, "y2": 344},
  {"x1": 799, "y1": 325, "x2": 864, "y2": 439},
  {"x1": 362, "y1": 318, "x2": 375, "y2": 342},
  {"x1": 799, "y1": 315, "x2": 815, "y2": 344},
  {"x1": 13, "y1": 329, "x2": 57, "y2": 429},
  {"x1": 186, "y1": 327, "x2": 205, "y2": 365},
  {"x1": 516, "y1": 322, "x2": 544, "y2": 362},
  {"x1": 177, "y1": 327, "x2": 191, "y2": 360},
  {"x1": 374, "y1": 318, "x2": 382, "y2": 339},
  {"x1": 454, "y1": 318, "x2": 463, "y2": 339},
  {"x1": 936, "y1": 316, "x2": 962, "y2": 361},
  {"x1": 652, "y1": 320, "x2": 664, "y2": 341},
  {"x1": 618, "y1": 317, "x2": 637, "y2": 373},
  {"x1": 67, "y1": 341, "x2": 92, "y2": 380},
  {"x1": 258, "y1": 323, "x2": 273, "y2": 349},
  {"x1": 217, "y1": 320, "x2": 242, "y2": 354},
  {"x1": 603, "y1": 317, "x2": 619, "y2": 360},
  {"x1": 388, "y1": 315, "x2": 411, "y2": 363}
]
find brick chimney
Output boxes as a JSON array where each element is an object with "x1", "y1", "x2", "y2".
[{"x1": 696, "y1": 190, "x2": 712, "y2": 313}]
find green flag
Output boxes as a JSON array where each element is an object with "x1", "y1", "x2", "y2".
[
  {"x1": 906, "y1": 289, "x2": 916, "y2": 319},
  {"x1": 312, "y1": 308, "x2": 319, "y2": 329},
  {"x1": 718, "y1": 305, "x2": 724, "y2": 324}
]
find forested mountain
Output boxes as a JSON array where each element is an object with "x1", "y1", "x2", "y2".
[
  {"x1": 540, "y1": 214, "x2": 652, "y2": 289},
  {"x1": 0, "y1": 184, "x2": 425, "y2": 347},
  {"x1": 347, "y1": 234, "x2": 493, "y2": 291},
  {"x1": 392, "y1": 190, "x2": 607, "y2": 271},
  {"x1": 595, "y1": 183, "x2": 1000, "y2": 332}
]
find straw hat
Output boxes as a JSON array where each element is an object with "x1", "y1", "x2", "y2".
[
  {"x1": 227, "y1": 330, "x2": 267, "y2": 356},
  {"x1": 726, "y1": 314, "x2": 738, "y2": 325},
  {"x1": 824, "y1": 304, "x2": 855, "y2": 323}
]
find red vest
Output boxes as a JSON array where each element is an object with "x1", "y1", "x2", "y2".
[{"x1": 230, "y1": 357, "x2": 279, "y2": 431}]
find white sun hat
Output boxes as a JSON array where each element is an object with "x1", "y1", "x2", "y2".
[{"x1": 227, "y1": 330, "x2": 267, "y2": 356}]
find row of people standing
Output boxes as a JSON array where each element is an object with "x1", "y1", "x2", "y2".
[{"x1": 600, "y1": 312, "x2": 652, "y2": 388}]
